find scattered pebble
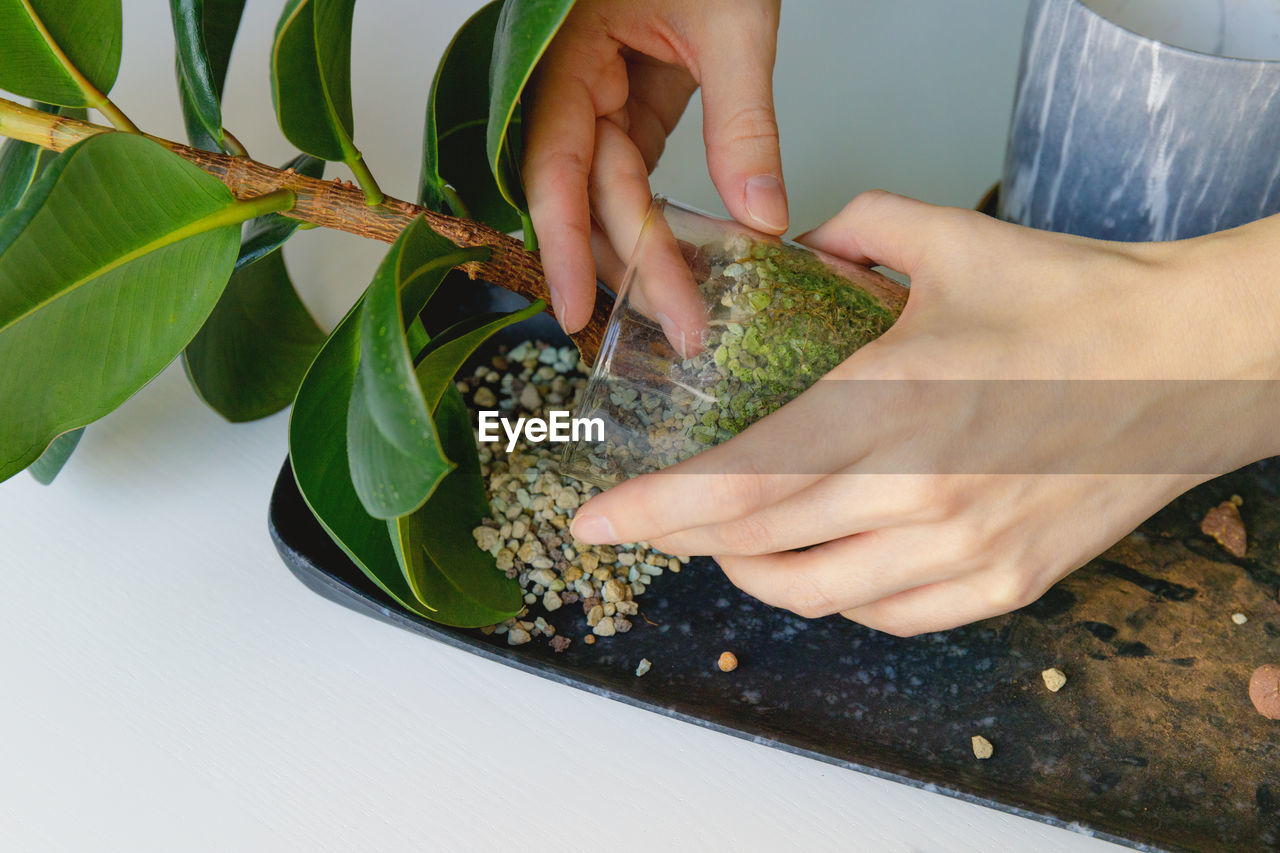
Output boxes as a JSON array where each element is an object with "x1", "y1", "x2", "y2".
[
  {"x1": 717, "y1": 651, "x2": 738, "y2": 672},
  {"x1": 971, "y1": 735, "x2": 994, "y2": 760},
  {"x1": 635, "y1": 658, "x2": 652, "y2": 677},
  {"x1": 1041, "y1": 667, "x2": 1067, "y2": 693},
  {"x1": 1249, "y1": 664, "x2": 1280, "y2": 720},
  {"x1": 464, "y1": 341, "x2": 689, "y2": 650},
  {"x1": 1200, "y1": 500, "x2": 1247, "y2": 558},
  {"x1": 1232, "y1": 612, "x2": 1248, "y2": 626}
]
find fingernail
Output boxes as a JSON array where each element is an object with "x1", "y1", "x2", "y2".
[
  {"x1": 744, "y1": 174, "x2": 788, "y2": 232},
  {"x1": 655, "y1": 312, "x2": 688, "y2": 358},
  {"x1": 548, "y1": 284, "x2": 568, "y2": 327},
  {"x1": 570, "y1": 513, "x2": 617, "y2": 544}
]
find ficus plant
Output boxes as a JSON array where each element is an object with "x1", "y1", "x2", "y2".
[{"x1": 0, "y1": 0, "x2": 613, "y2": 626}]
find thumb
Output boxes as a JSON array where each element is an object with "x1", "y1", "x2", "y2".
[
  {"x1": 798, "y1": 190, "x2": 954, "y2": 276},
  {"x1": 696, "y1": 9, "x2": 788, "y2": 234}
]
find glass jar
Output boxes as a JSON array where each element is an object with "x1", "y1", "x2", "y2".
[{"x1": 560, "y1": 196, "x2": 907, "y2": 489}]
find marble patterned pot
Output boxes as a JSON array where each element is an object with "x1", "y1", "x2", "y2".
[{"x1": 1000, "y1": 0, "x2": 1280, "y2": 240}]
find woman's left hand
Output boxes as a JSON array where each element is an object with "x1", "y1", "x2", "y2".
[{"x1": 568, "y1": 191, "x2": 1280, "y2": 635}]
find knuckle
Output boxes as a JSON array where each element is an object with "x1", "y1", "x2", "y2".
[
  {"x1": 841, "y1": 189, "x2": 894, "y2": 221},
  {"x1": 715, "y1": 103, "x2": 780, "y2": 148},
  {"x1": 718, "y1": 515, "x2": 777, "y2": 556},
  {"x1": 529, "y1": 146, "x2": 591, "y2": 180},
  {"x1": 984, "y1": 569, "x2": 1037, "y2": 613},
  {"x1": 783, "y1": 572, "x2": 837, "y2": 619},
  {"x1": 711, "y1": 456, "x2": 767, "y2": 516}
]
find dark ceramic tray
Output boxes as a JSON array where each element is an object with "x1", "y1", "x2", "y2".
[{"x1": 269, "y1": 278, "x2": 1280, "y2": 853}]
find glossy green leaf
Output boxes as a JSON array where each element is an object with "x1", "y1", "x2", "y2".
[
  {"x1": 3, "y1": 104, "x2": 90, "y2": 481},
  {"x1": 28, "y1": 426, "x2": 82, "y2": 484},
  {"x1": 270, "y1": 0, "x2": 356, "y2": 162},
  {"x1": 290, "y1": 296, "x2": 518, "y2": 625},
  {"x1": 183, "y1": 154, "x2": 324, "y2": 422},
  {"x1": 486, "y1": 0, "x2": 576, "y2": 243},
  {"x1": 390, "y1": 385, "x2": 521, "y2": 626},
  {"x1": 0, "y1": 133, "x2": 291, "y2": 483},
  {"x1": 184, "y1": 250, "x2": 325, "y2": 423},
  {"x1": 346, "y1": 217, "x2": 488, "y2": 519},
  {"x1": 0, "y1": 102, "x2": 60, "y2": 216},
  {"x1": 420, "y1": 0, "x2": 520, "y2": 232},
  {"x1": 414, "y1": 300, "x2": 544, "y2": 410},
  {"x1": 171, "y1": 0, "x2": 247, "y2": 152},
  {"x1": 289, "y1": 298, "x2": 442, "y2": 619},
  {"x1": 0, "y1": 0, "x2": 123, "y2": 107}
]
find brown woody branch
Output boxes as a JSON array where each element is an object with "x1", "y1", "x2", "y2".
[{"x1": 0, "y1": 97, "x2": 609, "y2": 363}]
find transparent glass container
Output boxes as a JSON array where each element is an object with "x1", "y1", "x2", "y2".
[{"x1": 561, "y1": 196, "x2": 907, "y2": 489}]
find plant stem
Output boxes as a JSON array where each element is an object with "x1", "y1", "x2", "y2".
[
  {"x1": 346, "y1": 152, "x2": 384, "y2": 206},
  {"x1": 90, "y1": 96, "x2": 140, "y2": 134},
  {"x1": 0, "y1": 97, "x2": 608, "y2": 364}
]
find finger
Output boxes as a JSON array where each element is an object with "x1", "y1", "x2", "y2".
[
  {"x1": 796, "y1": 190, "x2": 959, "y2": 275},
  {"x1": 522, "y1": 38, "x2": 628, "y2": 333},
  {"x1": 586, "y1": 120, "x2": 709, "y2": 354},
  {"x1": 569, "y1": 373, "x2": 891, "y2": 545},
  {"x1": 624, "y1": 55, "x2": 696, "y2": 168},
  {"x1": 695, "y1": 6, "x2": 788, "y2": 233},
  {"x1": 841, "y1": 568, "x2": 1042, "y2": 636},
  {"x1": 714, "y1": 526, "x2": 964, "y2": 619},
  {"x1": 589, "y1": 223, "x2": 627, "y2": 291},
  {"x1": 588, "y1": 118, "x2": 654, "y2": 267},
  {"x1": 649, "y1": 473, "x2": 942, "y2": 557}
]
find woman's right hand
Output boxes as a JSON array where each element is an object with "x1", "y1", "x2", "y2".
[{"x1": 522, "y1": 0, "x2": 788, "y2": 333}]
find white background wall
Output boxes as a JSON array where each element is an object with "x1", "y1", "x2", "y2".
[{"x1": 0, "y1": 2, "x2": 1131, "y2": 851}]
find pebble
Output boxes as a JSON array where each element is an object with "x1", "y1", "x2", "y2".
[
  {"x1": 1231, "y1": 612, "x2": 1248, "y2": 625},
  {"x1": 602, "y1": 578, "x2": 628, "y2": 603},
  {"x1": 971, "y1": 735, "x2": 994, "y2": 760},
  {"x1": 636, "y1": 658, "x2": 652, "y2": 677},
  {"x1": 520, "y1": 384, "x2": 542, "y2": 409},
  {"x1": 463, "y1": 340, "x2": 690, "y2": 650},
  {"x1": 717, "y1": 651, "x2": 738, "y2": 672},
  {"x1": 1041, "y1": 667, "x2": 1067, "y2": 692}
]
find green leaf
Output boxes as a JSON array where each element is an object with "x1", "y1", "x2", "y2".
[
  {"x1": 414, "y1": 300, "x2": 545, "y2": 410},
  {"x1": 0, "y1": 102, "x2": 60, "y2": 215},
  {"x1": 420, "y1": 0, "x2": 520, "y2": 232},
  {"x1": 183, "y1": 155, "x2": 324, "y2": 422},
  {"x1": 390, "y1": 385, "x2": 521, "y2": 627},
  {"x1": 270, "y1": 0, "x2": 356, "y2": 163},
  {"x1": 184, "y1": 250, "x2": 325, "y2": 423},
  {"x1": 486, "y1": 0, "x2": 576, "y2": 243},
  {"x1": 28, "y1": 426, "x2": 82, "y2": 484},
  {"x1": 346, "y1": 217, "x2": 488, "y2": 519},
  {"x1": 0, "y1": 133, "x2": 291, "y2": 483},
  {"x1": 290, "y1": 298, "x2": 442, "y2": 619},
  {"x1": 171, "y1": 0, "x2": 247, "y2": 152},
  {"x1": 291, "y1": 295, "x2": 519, "y2": 626},
  {"x1": 0, "y1": 0, "x2": 123, "y2": 107}
]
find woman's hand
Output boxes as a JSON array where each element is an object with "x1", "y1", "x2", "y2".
[
  {"x1": 569, "y1": 191, "x2": 1280, "y2": 635},
  {"x1": 522, "y1": 0, "x2": 787, "y2": 333}
]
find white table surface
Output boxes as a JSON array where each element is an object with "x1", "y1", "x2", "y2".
[{"x1": 0, "y1": 1, "x2": 1125, "y2": 850}]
